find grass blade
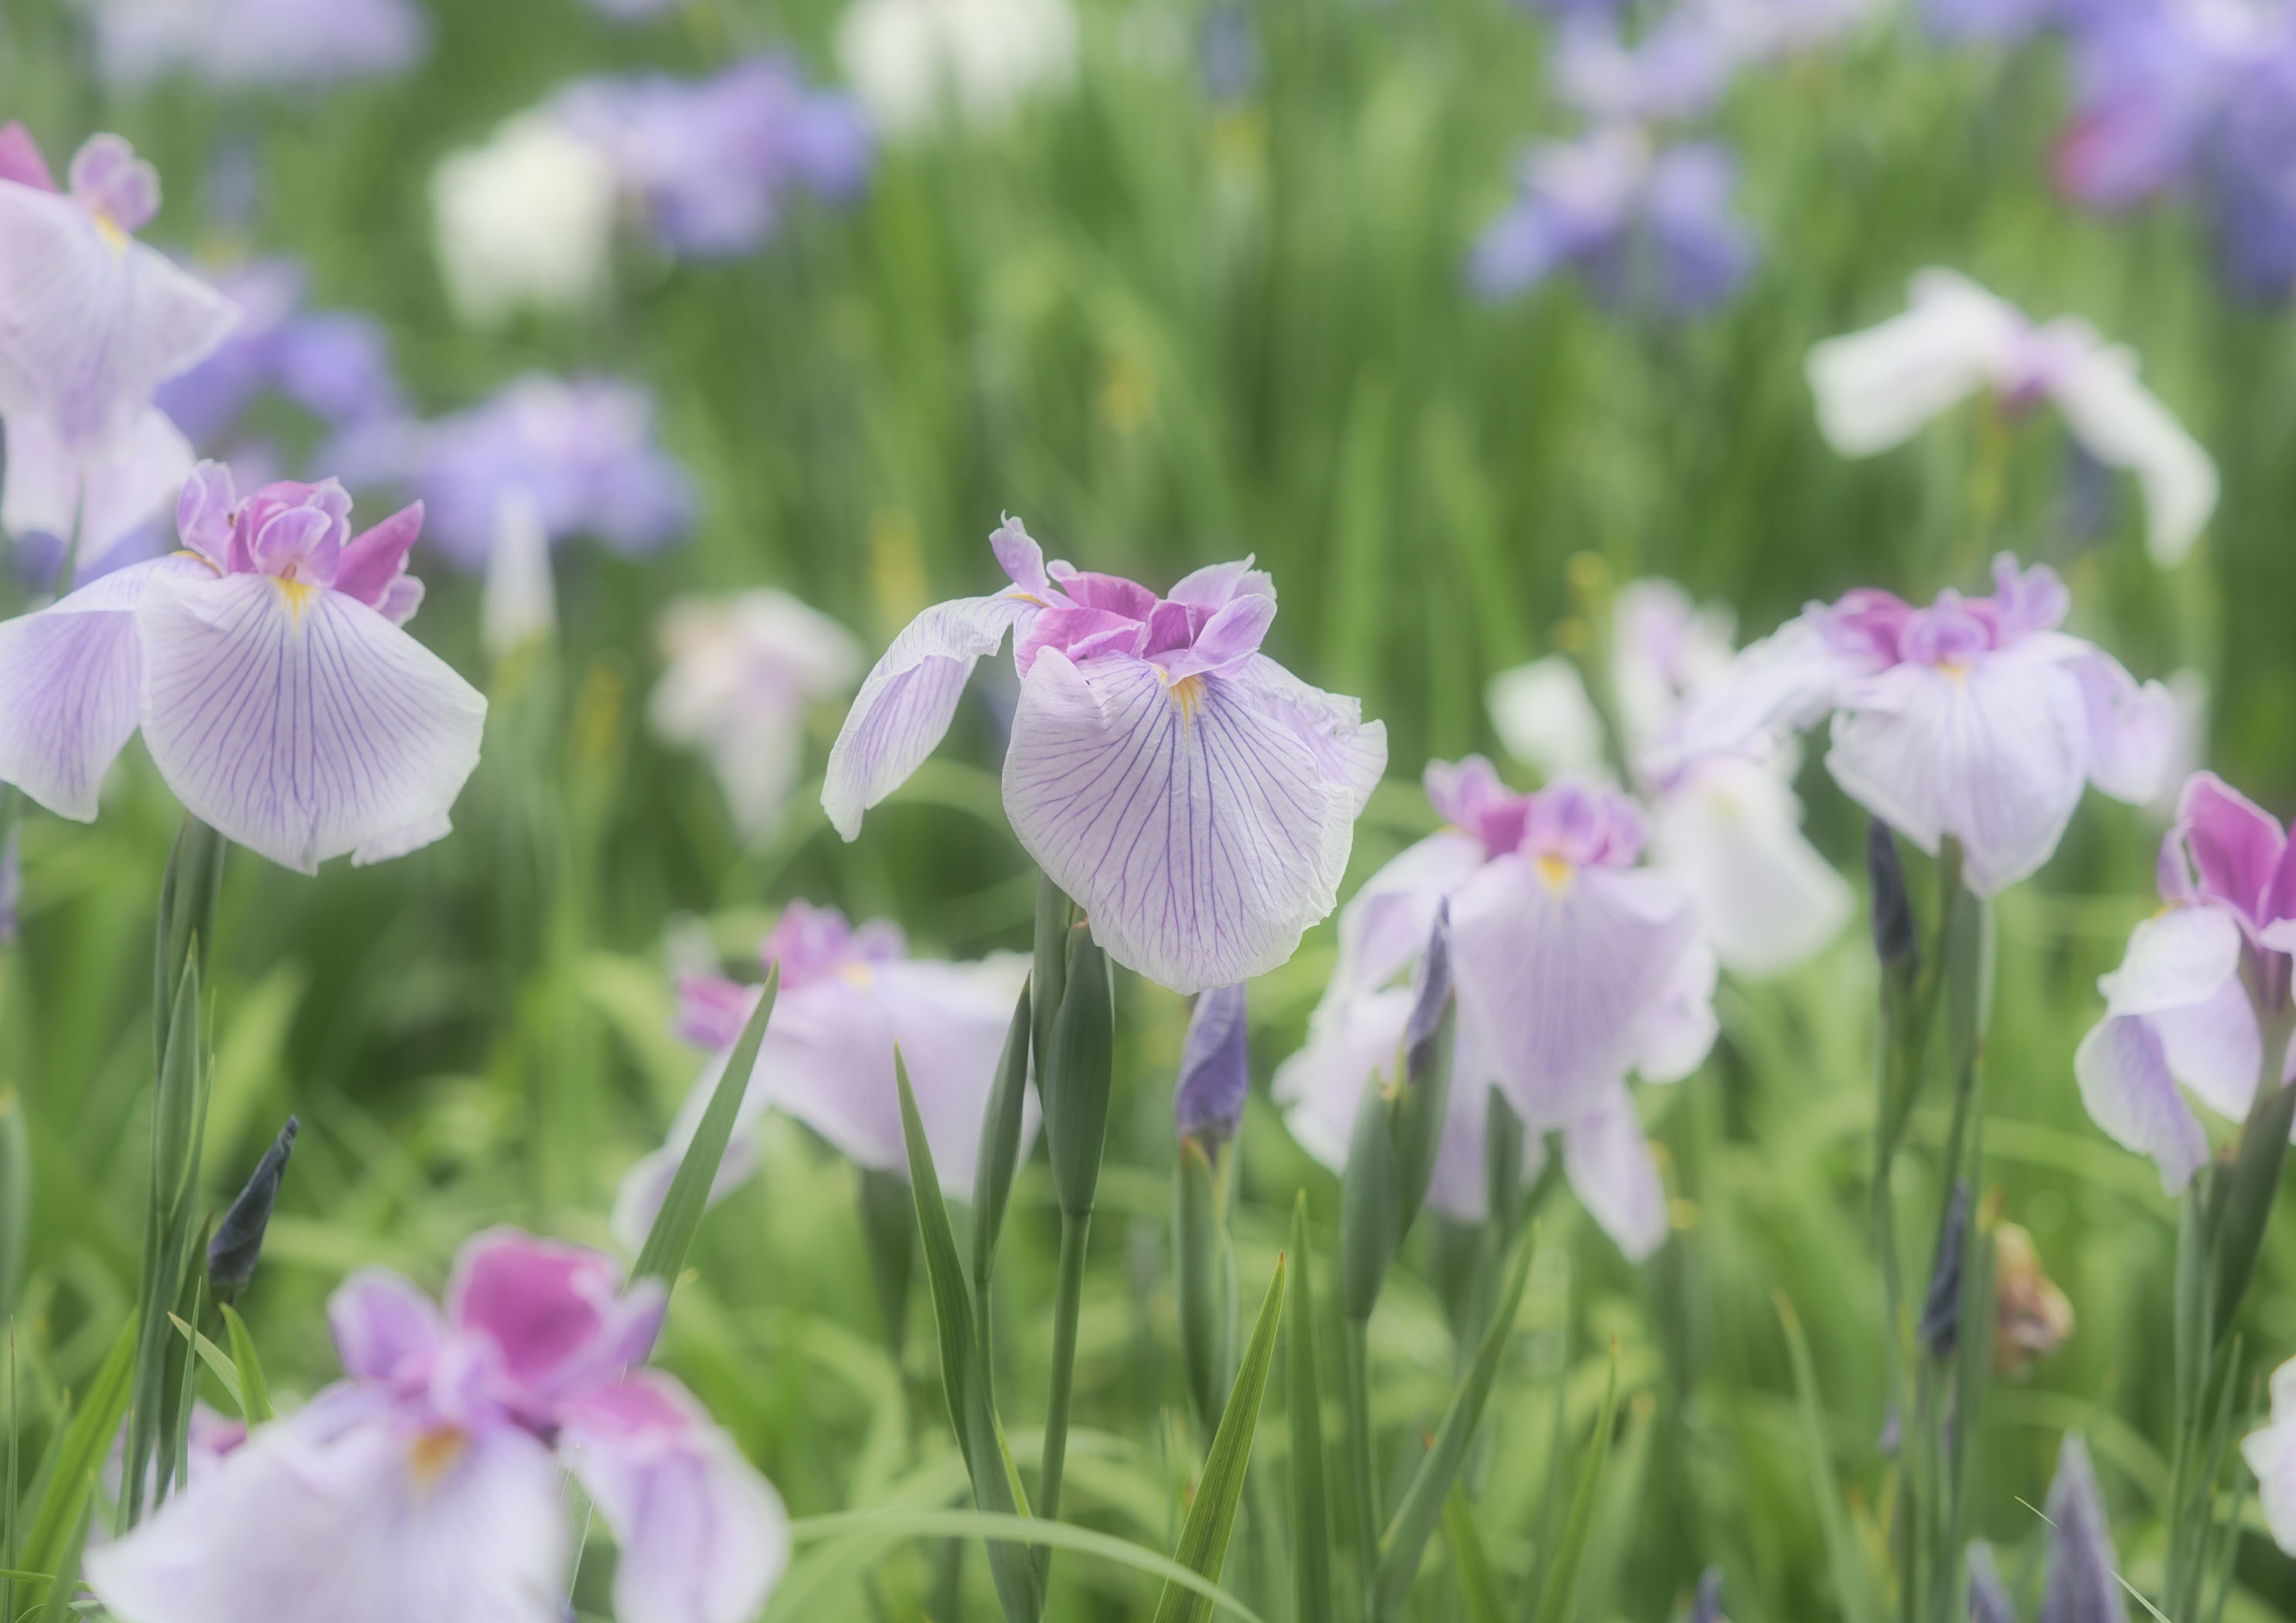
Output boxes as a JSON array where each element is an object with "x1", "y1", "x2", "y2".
[
  {"x1": 1373, "y1": 1227, "x2": 1533, "y2": 1615},
  {"x1": 218, "y1": 1305, "x2": 273, "y2": 1424},
  {"x1": 1287, "y1": 1193, "x2": 1333, "y2": 1623},
  {"x1": 1152, "y1": 1252, "x2": 1286, "y2": 1623},
  {"x1": 19, "y1": 1312, "x2": 136, "y2": 1584},
  {"x1": 632, "y1": 961, "x2": 778, "y2": 1288},
  {"x1": 1528, "y1": 1338, "x2": 1620, "y2": 1623},
  {"x1": 1776, "y1": 1294, "x2": 1882, "y2": 1623},
  {"x1": 169, "y1": 1313, "x2": 244, "y2": 1416},
  {"x1": 1441, "y1": 1484, "x2": 1504, "y2": 1623}
]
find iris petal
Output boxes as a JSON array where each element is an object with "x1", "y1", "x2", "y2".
[
  {"x1": 2074, "y1": 1013, "x2": 2209, "y2": 1194},
  {"x1": 1561, "y1": 1083, "x2": 1667, "y2": 1261}
]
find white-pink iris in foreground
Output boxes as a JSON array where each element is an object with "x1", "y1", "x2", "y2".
[
  {"x1": 1659, "y1": 554, "x2": 2174, "y2": 897},
  {"x1": 614, "y1": 900, "x2": 1031, "y2": 1244},
  {"x1": 0, "y1": 461, "x2": 485, "y2": 871},
  {"x1": 0, "y1": 124, "x2": 237, "y2": 567},
  {"x1": 86, "y1": 1229, "x2": 789, "y2": 1623},
  {"x1": 1489, "y1": 577, "x2": 1851, "y2": 978},
  {"x1": 823, "y1": 519, "x2": 1387, "y2": 994},
  {"x1": 1807, "y1": 268, "x2": 2217, "y2": 566},
  {"x1": 1275, "y1": 760, "x2": 1715, "y2": 1259}
]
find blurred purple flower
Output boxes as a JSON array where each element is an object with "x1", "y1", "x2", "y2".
[
  {"x1": 1175, "y1": 984, "x2": 1251, "y2": 1147},
  {"x1": 613, "y1": 901, "x2": 1034, "y2": 1244},
  {"x1": 87, "y1": 1229, "x2": 789, "y2": 1623},
  {"x1": 0, "y1": 462, "x2": 484, "y2": 871},
  {"x1": 1554, "y1": 14, "x2": 1739, "y2": 121},
  {"x1": 823, "y1": 520, "x2": 1388, "y2": 994},
  {"x1": 556, "y1": 55, "x2": 873, "y2": 258},
  {"x1": 89, "y1": 0, "x2": 428, "y2": 88},
  {"x1": 1470, "y1": 124, "x2": 1756, "y2": 315}
]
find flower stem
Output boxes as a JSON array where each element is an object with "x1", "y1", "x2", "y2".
[
  {"x1": 1036, "y1": 1209, "x2": 1092, "y2": 1530},
  {"x1": 1344, "y1": 1312, "x2": 1378, "y2": 1609}
]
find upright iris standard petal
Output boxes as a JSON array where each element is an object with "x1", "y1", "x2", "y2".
[
  {"x1": 1003, "y1": 648, "x2": 1354, "y2": 994},
  {"x1": 135, "y1": 570, "x2": 486, "y2": 873}
]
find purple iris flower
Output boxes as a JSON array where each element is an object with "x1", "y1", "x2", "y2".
[
  {"x1": 555, "y1": 55, "x2": 872, "y2": 258},
  {"x1": 1273, "y1": 760, "x2": 1715, "y2": 1257},
  {"x1": 88, "y1": 0, "x2": 428, "y2": 89},
  {"x1": 86, "y1": 1229, "x2": 789, "y2": 1623},
  {"x1": 2209, "y1": 43, "x2": 2296, "y2": 298},
  {"x1": 1470, "y1": 124, "x2": 1756, "y2": 315},
  {"x1": 1661, "y1": 555, "x2": 2175, "y2": 896},
  {"x1": 823, "y1": 520, "x2": 1388, "y2": 994},
  {"x1": 1553, "y1": 13, "x2": 1739, "y2": 121},
  {"x1": 2074, "y1": 772, "x2": 2296, "y2": 1193},
  {"x1": 399, "y1": 376, "x2": 695, "y2": 570},
  {"x1": 0, "y1": 128, "x2": 237, "y2": 570},
  {"x1": 614, "y1": 901, "x2": 1037, "y2": 1244},
  {"x1": 0, "y1": 462, "x2": 485, "y2": 872},
  {"x1": 1175, "y1": 983, "x2": 1251, "y2": 1147}
]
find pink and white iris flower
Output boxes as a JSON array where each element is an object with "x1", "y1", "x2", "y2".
[
  {"x1": 1807, "y1": 269, "x2": 2218, "y2": 567},
  {"x1": 1661, "y1": 554, "x2": 2175, "y2": 897},
  {"x1": 0, "y1": 462, "x2": 486, "y2": 871},
  {"x1": 1275, "y1": 759, "x2": 1716, "y2": 1258},
  {"x1": 2075, "y1": 772, "x2": 2296, "y2": 1194},
  {"x1": 1489, "y1": 577, "x2": 1851, "y2": 978},
  {"x1": 823, "y1": 519, "x2": 1386, "y2": 995},
  {"x1": 86, "y1": 1229, "x2": 789, "y2": 1623},
  {"x1": 614, "y1": 900, "x2": 1032, "y2": 1244},
  {"x1": 0, "y1": 126, "x2": 238, "y2": 568}
]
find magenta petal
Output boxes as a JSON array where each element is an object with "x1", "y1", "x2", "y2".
[
  {"x1": 1003, "y1": 649, "x2": 1358, "y2": 994},
  {"x1": 2175, "y1": 771, "x2": 2287, "y2": 922},
  {"x1": 557, "y1": 1373, "x2": 791, "y2": 1623},
  {"x1": 2075, "y1": 1013, "x2": 2210, "y2": 1195},
  {"x1": 1157, "y1": 591, "x2": 1276, "y2": 681},
  {"x1": 334, "y1": 500, "x2": 426, "y2": 611},
  {"x1": 0, "y1": 122, "x2": 56, "y2": 191},
  {"x1": 1561, "y1": 1084, "x2": 1667, "y2": 1261},
  {"x1": 446, "y1": 1229, "x2": 628, "y2": 1396}
]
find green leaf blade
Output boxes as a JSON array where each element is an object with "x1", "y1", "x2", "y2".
[{"x1": 632, "y1": 961, "x2": 778, "y2": 1288}]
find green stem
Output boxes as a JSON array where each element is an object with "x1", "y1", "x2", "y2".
[
  {"x1": 1343, "y1": 1312, "x2": 1378, "y2": 1612},
  {"x1": 1037, "y1": 1210, "x2": 1092, "y2": 1530}
]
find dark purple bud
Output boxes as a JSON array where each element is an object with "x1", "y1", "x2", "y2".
[
  {"x1": 1174, "y1": 983, "x2": 1250, "y2": 1148},
  {"x1": 1920, "y1": 1180, "x2": 1972, "y2": 1359},
  {"x1": 1689, "y1": 1566, "x2": 1727, "y2": 1623},
  {"x1": 2038, "y1": 1434, "x2": 2128, "y2": 1623},
  {"x1": 207, "y1": 1117, "x2": 298, "y2": 1302},
  {"x1": 1967, "y1": 1541, "x2": 2015, "y2": 1623},
  {"x1": 1402, "y1": 901, "x2": 1453, "y2": 1087},
  {"x1": 1868, "y1": 818, "x2": 1918, "y2": 970}
]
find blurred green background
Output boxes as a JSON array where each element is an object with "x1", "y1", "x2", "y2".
[{"x1": 3, "y1": 0, "x2": 2294, "y2": 1616}]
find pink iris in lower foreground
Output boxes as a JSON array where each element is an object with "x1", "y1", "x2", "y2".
[
  {"x1": 2075, "y1": 772, "x2": 2296, "y2": 1194},
  {"x1": 613, "y1": 900, "x2": 1032, "y2": 1245},
  {"x1": 1274, "y1": 759, "x2": 1717, "y2": 1259},
  {"x1": 822, "y1": 519, "x2": 1387, "y2": 995},
  {"x1": 85, "y1": 1230, "x2": 789, "y2": 1623},
  {"x1": 0, "y1": 461, "x2": 485, "y2": 872},
  {"x1": 1660, "y1": 553, "x2": 2174, "y2": 896}
]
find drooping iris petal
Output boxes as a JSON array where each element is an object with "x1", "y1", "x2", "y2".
[
  {"x1": 2, "y1": 405, "x2": 192, "y2": 563},
  {"x1": 1631, "y1": 937, "x2": 1719, "y2": 1083},
  {"x1": 1559, "y1": 1083, "x2": 1667, "y2": 1261},
  {"x1": 2148, "y1": 977, "x2": 2264, "y2": 1121},
  {"x1": 1448, "y1": 858, "x2": 1701, "y2": 1125},
  {"x1": 134, "y1": 570, "x2": 486, "y2": 873},
  {"x1": 557, "y1": 1374, "x2": 792, "y2": 1623},
  {"x1": 2098, "y1": 907, "x2": 2243, "y2": 1016},
  {"x1": 1002, "y1": 648, "x2": 1355, "y2": 995},
  {"x1": 1804, "y1": 270, "x2": 2023, "y2": 457},
  {"x1": 83, "y1": 1401, "x2": 568, "y2": 1623},
  {"x1": 0, "y1": 177, "x2": 238, "y2": 454},
  {"x1": 1226, "y1": 653, "x2": 1388, "y2": 818},
  {"x1": 2067, "y1": 650, "x2": 2176, "y2": 804},
  {"x1": 2049, "y1": 340, "x2": 2219, "y2": 567},
  {"x1": 2074, "y1": 1013, "x2": 2210, "y2": 1194},
  {"x1": 822, "y1": 593, "x2": 1032, "y2": 839},
  {"x1": 1824, "y1": 650, "x2": 2090, "y2": 895},
  {"x1": 329, "y1": 1268, "x2": 445, "y2": 1383},
  {"x1": 1647, "y1": 755, "x2": 1852, "y2": 978},
  {"x1": 2241, "y1": 1359, "x2": 2296, "y2": 1557},
  {"x1": 0, "y1": 555, "x2": 208, "y2": 818}
]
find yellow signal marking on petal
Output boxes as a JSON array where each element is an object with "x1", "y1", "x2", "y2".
[
  {"x1": 1163, "y1": 672, "x2": 1206, "y2": 723},
  {"x1": 94, "y1": 214, "x2": 129, "y2": 253},
  {"x1": 1535, "y1": 855, "x2": 1576, "y2": 893},
  {"x1": 274, "y1": 576, "x2": 320, "y2": 621},
  {"x1": 407, "y1": 1426, "x2": 468, "y2": 1492},
  {"x1": 838, "y1": 961, "x2": 876, "y2": 992}
]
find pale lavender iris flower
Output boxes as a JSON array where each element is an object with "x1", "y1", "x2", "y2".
[
  {"x1": 555, "y1": 56, "x2": 873, "y2": 258},
  {"x1": 0, "y1": 462, "x2": 485, "y2": 873},
  {"x1": 0, "y1": 128, "x2": 238, "y2": 570},
  {"x1": 1490, "y1": 579, "x2": 1851, "y2": 978},
  {"x1": 86, "y1": 1229, "x2": 789, "y2": 1623},
  {"x1": 1470, "y1": 124, "x2": 1756, "y2": 315},
  {"x1": 1807, "y1": 270, "x2": 2218, "y2": 565},
  {"x1": 822, "y1": 519, "x2": 1387, "y2": 995},
  {"x1": 1661, "y1": 555, "x2": 2175, "y2": 896},
  {"x1": 1275, "y1": 760, "x2": 1715, "y2": 1258},
  {"x1": 87, "y1": 0, "x2": 428, "y2": 88},
  {"x1": 649, "y1": 590, "x2": 865, "y2": 839},
  {"x1": 612, "y1": 901, "x2": 1034, "y2": 1245},
  {"x1": 2074, "y1": 772, "x2": 2296, "y2": 1193}
]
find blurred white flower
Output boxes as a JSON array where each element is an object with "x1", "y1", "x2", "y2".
[
  {"x1": 480, "y1": 488, "x2": 557, "y2": 660},
  {"x1": 650, "y1": 590, "x2": 864, "y2": 839},
  {"x1": 836, "y1": 0, "x2": 1080, "y2": 138},
  {"x1": 431, "y1": 113, "x2": 617, "y2": 328}
]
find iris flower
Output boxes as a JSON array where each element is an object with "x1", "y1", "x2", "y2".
[
  {"x1": 1489, "y1": 577, "x2": 1851, "y2": 978},
  {"x1": 614, "y1": 900, "x2": 1033, "y2": 1244},
  {"x1": 87, "y1": 1230, "x2": 789, "y2": 1623},
  {"x1": 0, "y1": 462, "x2": 485, "y2": 872},
  {"x1": 1807, "y1": 269, "x2": 2219, "y2": 565},
  {"x1": 1661, "y1": 554, "x2": 2175, "y2": 896},
  {"x1": 86, "y1": 0, "x2": 428, "y2": 88},
  {"x1": 823, "y1": 519, "x2": 1385, "y2": 995},
  {"x1": 0, "y1": 126, "x2": 238, "y2": 571},
  {"x1": 835, "y1": 0, "x2": 1081, "y2": 138},
  {"x1": 1275, "y1": 760, "x2": 1715, "y2": 1258},
  {"x1": 2075, "y1": 771, "x2": 2296, "y2": 1193}
]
